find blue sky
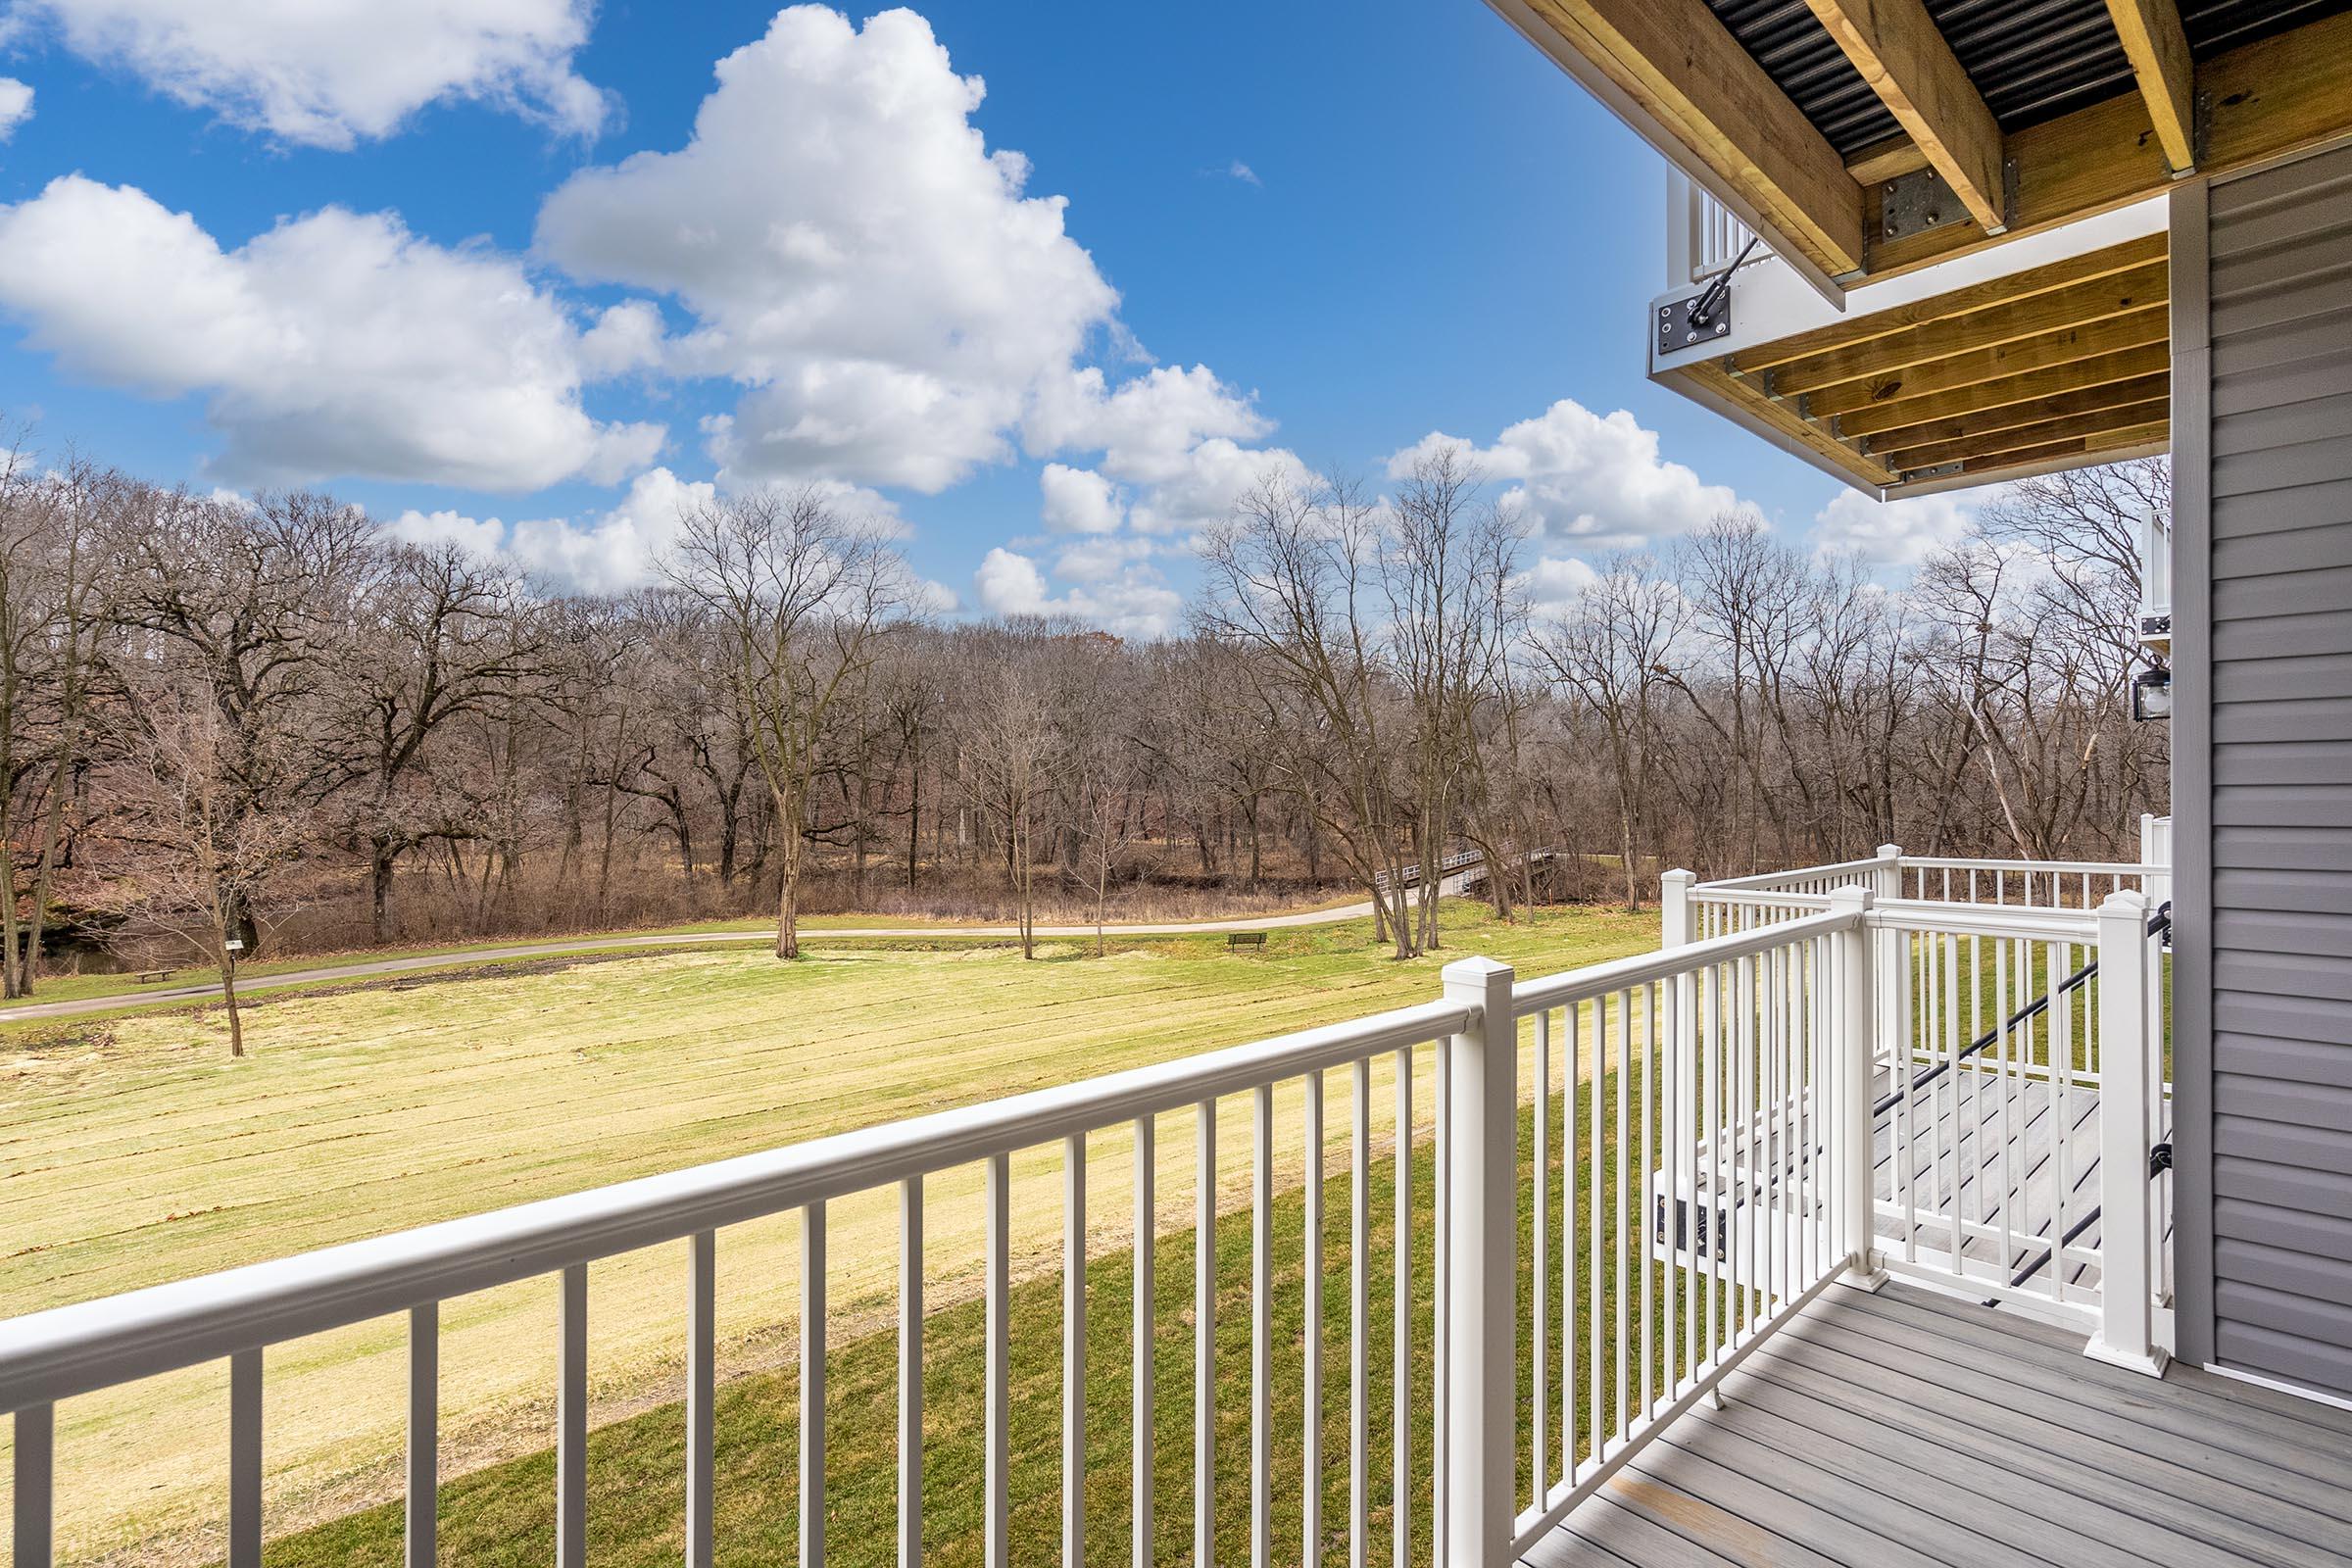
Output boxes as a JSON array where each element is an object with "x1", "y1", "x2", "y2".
[{"x1": 0, "y1": 0, "x2": 1930, "y2": 631}]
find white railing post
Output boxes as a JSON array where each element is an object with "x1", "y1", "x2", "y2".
[
  {"x1": 1874, "y1": 844, "x2": 1903, "y2": 904},
  {"x1": 2141, "y1": 813, "x2": 2174, "y2": 909},
  {"x1": 1661, "y1": 868, "x2": 1695, "y2": 948},
  {"x1": 1440, "y1": 956, "x2": 1516, "y2": 1568},
  {"x1": 1829, "y1": 889, "x2": 1886, "y2": 1290},
  {"x1": 2088, "y1": 891, "x2": 2169, "y2": 1375}
]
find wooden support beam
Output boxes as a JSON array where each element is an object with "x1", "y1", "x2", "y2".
[
  {"x1": 2105, "y1": 0, "x2": 2196, "y2": 172},
  {"x1": 1771, "y1": 261, "x2": 2168, "y2": 396},
  {"x1": 1883, "y1": 397, "x2": 2171, "y2": 470},
  {"x1": 1805, "y1": 305, "x2": 2169, "y2": 418},
  {"x1": 1865, "y1": 9, "x2": 2352, "y2": 278},
  {"x1": 1860, "y1": 370, "x2": 2170, "y2": 456},
  {"x1": 1805, "y1": 0, "x2": 2007, "y2": 231},
  {"x1": 1959, "y1": 419, "x2": 2168, "y2": 474},
  {"x1": 1731, "y1": 233, "x2": 2164, "y2": 375},
  {"x1": 1834, "y1": 342, "x2": 2170, "y2": 437},
  {"x1": 1517, "y1": 0, "x2": 1867, "y2": 275}
]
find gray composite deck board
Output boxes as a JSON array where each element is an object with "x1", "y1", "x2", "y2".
[{"x1": 1526, "y1": 1281, "x2": 2352, "y2": 1568}]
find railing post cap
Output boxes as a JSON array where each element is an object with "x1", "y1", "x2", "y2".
[
  {"x1": 2098, "y1": 888, "x2": 2149, "y2": 914},
  {"x1": 1661, "y1": 867, "x2": 1696, "y2": 886},
  {"x1": 1877, "y1": 843, "x2": 1903, "y2": 859},
  {"x1": 1440, "y1": 955, "x2": 1514, "y2": 986},
  {"x1": 1828, "y1": 886, "x2": 1875, "y2": 913}
]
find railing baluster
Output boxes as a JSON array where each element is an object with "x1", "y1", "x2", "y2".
[
  {"x1": 16, "y1": 1402, "x2": 54, "y2": 1568},
  {"x1": 1393, "y1": 1050, "x2": 1411, "y2": 1568},
  {"x1": 408, "y1": 1304, "x2": 436, "y2": 1568},
  {"x1": 1532, "y1": 1006, "x2": 1549, "y2": 1495},
  {"x1": 1197, "y1": 1098, "x2": 1217, "y2": 1568},
  {"x1": 1135, "y1": 1116, "x2": 1155, "y2": 1568},
  {"x1": 688, "y1": 1230, "x2": 715, "y2": 1568},
  {"x1": 1432, "y1": 1041, "x2": 1449, "y2": 1560},
  {"x1": 1638, "y1": 980, "x2": 1654, "y2": 1422},
  {"x1": 559, "y1": 1264, "x2": 586, "y2": 1568},
  {"x1": 803, "y1": 1201, "x2": 827, "y2": 1568},
  {"x1": 229, "y1": 1348, "x2": 262, "y2": 1568},
  {"x1": 902, "y1": 1179, "x2": 925, "y2": 1568},
  {"x1": 1349, "y1": 1059, "x2": 1370, "y2": 1568},
  {"x1": 1561, "y1": 1006, "x2": 1578, "y2": 1479},
  {"x1": 1065, "y1": 1135, "x2": 1088, "y2": 1568},
  {"x1": 1304, "y1": 1069, "x2": 1326, "y2": 1568},
  {"x1": 985, "y1": 1155, "x2": 1010, "y2": 1568},
  {"x1": 1250, "y1": 1086, "x2": 1272, "y2": 1568},
  {"x1": 1587, "y1": 998, "x2": 1604, "y2": 1456},
  {"x1": 1612, "y1": 988, "x2": 1629, "y2": 1446}
]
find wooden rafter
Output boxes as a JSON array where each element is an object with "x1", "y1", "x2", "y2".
[
  {"x1": 1804, "y1": 0, "x2": 2007, "y2": 231},
  {"x1": 1883, "y1": 397, "x2": 2171, "y2": 469},
  {"x1": 2104, "y1": 0, "x2": 2196, "y2": 172},
  {"x1": 1962, "y1": 419, "x2": 2168, "y2": 474},
  {"x1": 1866, "y1": 9, "x2": 2352, "y2": 277},
  {"x1": 1858, "y1": 370, "x2": 2170, "y2": 455},
  {"x1": 1768, "y1": 261, "x2": 2168, "y2": 396},
  {"x1": 1832, "y1": 343, "x2": 2171, "y2": 438},
  {"x1": 1805, "y1": 306, "x2": 2170, "y2": 418},
  {"x1": 1514, "y1": 0, "x2": 1866, "y2": 275}
]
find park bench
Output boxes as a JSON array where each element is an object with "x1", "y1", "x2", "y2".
[
  {"x1": 1226, "y1": 931, "x2": 1266, "y2": 953},
  {"x1": 132, "y1": 969, "x2": 174, "y2": 984}
]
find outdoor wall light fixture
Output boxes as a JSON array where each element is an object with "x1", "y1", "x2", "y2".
[{"x1": 2132, "y1": 663, "x2": 2173, "y2": 722}]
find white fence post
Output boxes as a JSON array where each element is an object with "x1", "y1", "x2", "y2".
[
  {"x1": 1661, "y1": 868, "x2": 1695, "y2": 947},
  {"x1": 1441, "y1": 956, "x2": 1516, "y2": 1568},
  {"x1": 1829, "y1": 888, "x2": 1886, "y2": 1290},
  {"x1": 2088, "y1": 891, "x2": 2169, "y2": 1375},
  {"x1": 1874, "y1": 844, "x2": 1903, "y2": 904},
  {"x1": 2141, "y1": 813, "x2": 2174, "y2": 909}
]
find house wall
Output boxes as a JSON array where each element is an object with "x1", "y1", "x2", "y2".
[{"x1": 2172, "y1": 137, "x2": 2352, "y2": 1399}]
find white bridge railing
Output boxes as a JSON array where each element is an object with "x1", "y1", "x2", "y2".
[{"x1": 0, "y1": 873, "x2": 2164, "y2": 1568}]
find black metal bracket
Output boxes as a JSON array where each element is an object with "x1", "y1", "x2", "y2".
[{"x1": 1658, "y1": 290, "x2": 1735, "y2": 356}]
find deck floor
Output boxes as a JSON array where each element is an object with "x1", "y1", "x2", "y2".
[{"x1": 1527, "y1": 1281, "x2": 2352, "y2": 1568}]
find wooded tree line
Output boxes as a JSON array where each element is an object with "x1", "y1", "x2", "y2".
[{"x1": 0, "y1": 431, "x2": 2168, "y2": 1014}]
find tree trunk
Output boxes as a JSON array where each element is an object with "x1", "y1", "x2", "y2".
[
  {"x1": 220, "y1": 949, "x2": 245, "y2": 1058},
  {"x1": 370, "y1": 838, "x2": 397, "y2": 943}
]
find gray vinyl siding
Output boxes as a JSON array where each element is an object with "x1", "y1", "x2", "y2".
[{"x1": 2183, "y1": 138, "x2": 2352, "y2": 1401}]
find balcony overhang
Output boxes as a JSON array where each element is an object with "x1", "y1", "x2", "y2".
[
  {"x1": 1655, "y1": 220, "x2": 2175, "y2": 496},
  {"x1": 1487, "y1": 0, "x2": 2352, "y2": 300}
]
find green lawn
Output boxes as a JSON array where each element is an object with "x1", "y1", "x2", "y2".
[{"x1": 1, "y1": 902, "x2": 1662, "y2": 1564}]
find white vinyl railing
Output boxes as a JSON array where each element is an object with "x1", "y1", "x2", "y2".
[
  {"x1": 0, "y1": 881, "x2": 2164, "y2": 1568},
  {"x1": 1667, "y1": 172, "x2": 1767, "y2": 286},
  {"x1": 1670, "y1": 847, "x2": 2173, "y2": 1366}
]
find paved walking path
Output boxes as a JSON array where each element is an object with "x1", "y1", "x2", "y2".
[{"x1": 0, "y1": 858, "x2": 1545, "y2": 1025}]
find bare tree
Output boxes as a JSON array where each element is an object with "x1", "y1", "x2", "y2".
[
  {"x1": 105, "y1": 669, "x2": 320, "y2": 1055},
  {"x1": 668, "y1": 488, "x2": 910, "y2": 958}
]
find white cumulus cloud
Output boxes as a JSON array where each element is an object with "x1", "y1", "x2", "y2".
[
  {"x1": 1810, "y1": 487, "x2": 1981, "y2": 566},
  {"x1": 6, "y1": 0, "x2": 607, "y2": 147},
  {"x1": 1390, "y1": 399, "x2": 1741, "y2": 551},
  {"x1": 0, "y1": 77, "x2": 31, "y2": 138},
  {"x1": 973, "y1": 545, "x2": 1180, "y2": 638},
  {"x1": 386, "y1": 467, "x2": 913, "y2": 595},
  {"x1": 536, "y1": 5, "x2": 1120, "y2": 494},
  {"x1": 0, "y1": 175, "x2": 663, "y2": 490},
  {"x1": 1039, "y1": 462, "x2": 1123, "y2": 534},
  {"x1": 1027, "y1": 364, "x2": 1305, "y2": 535}
]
